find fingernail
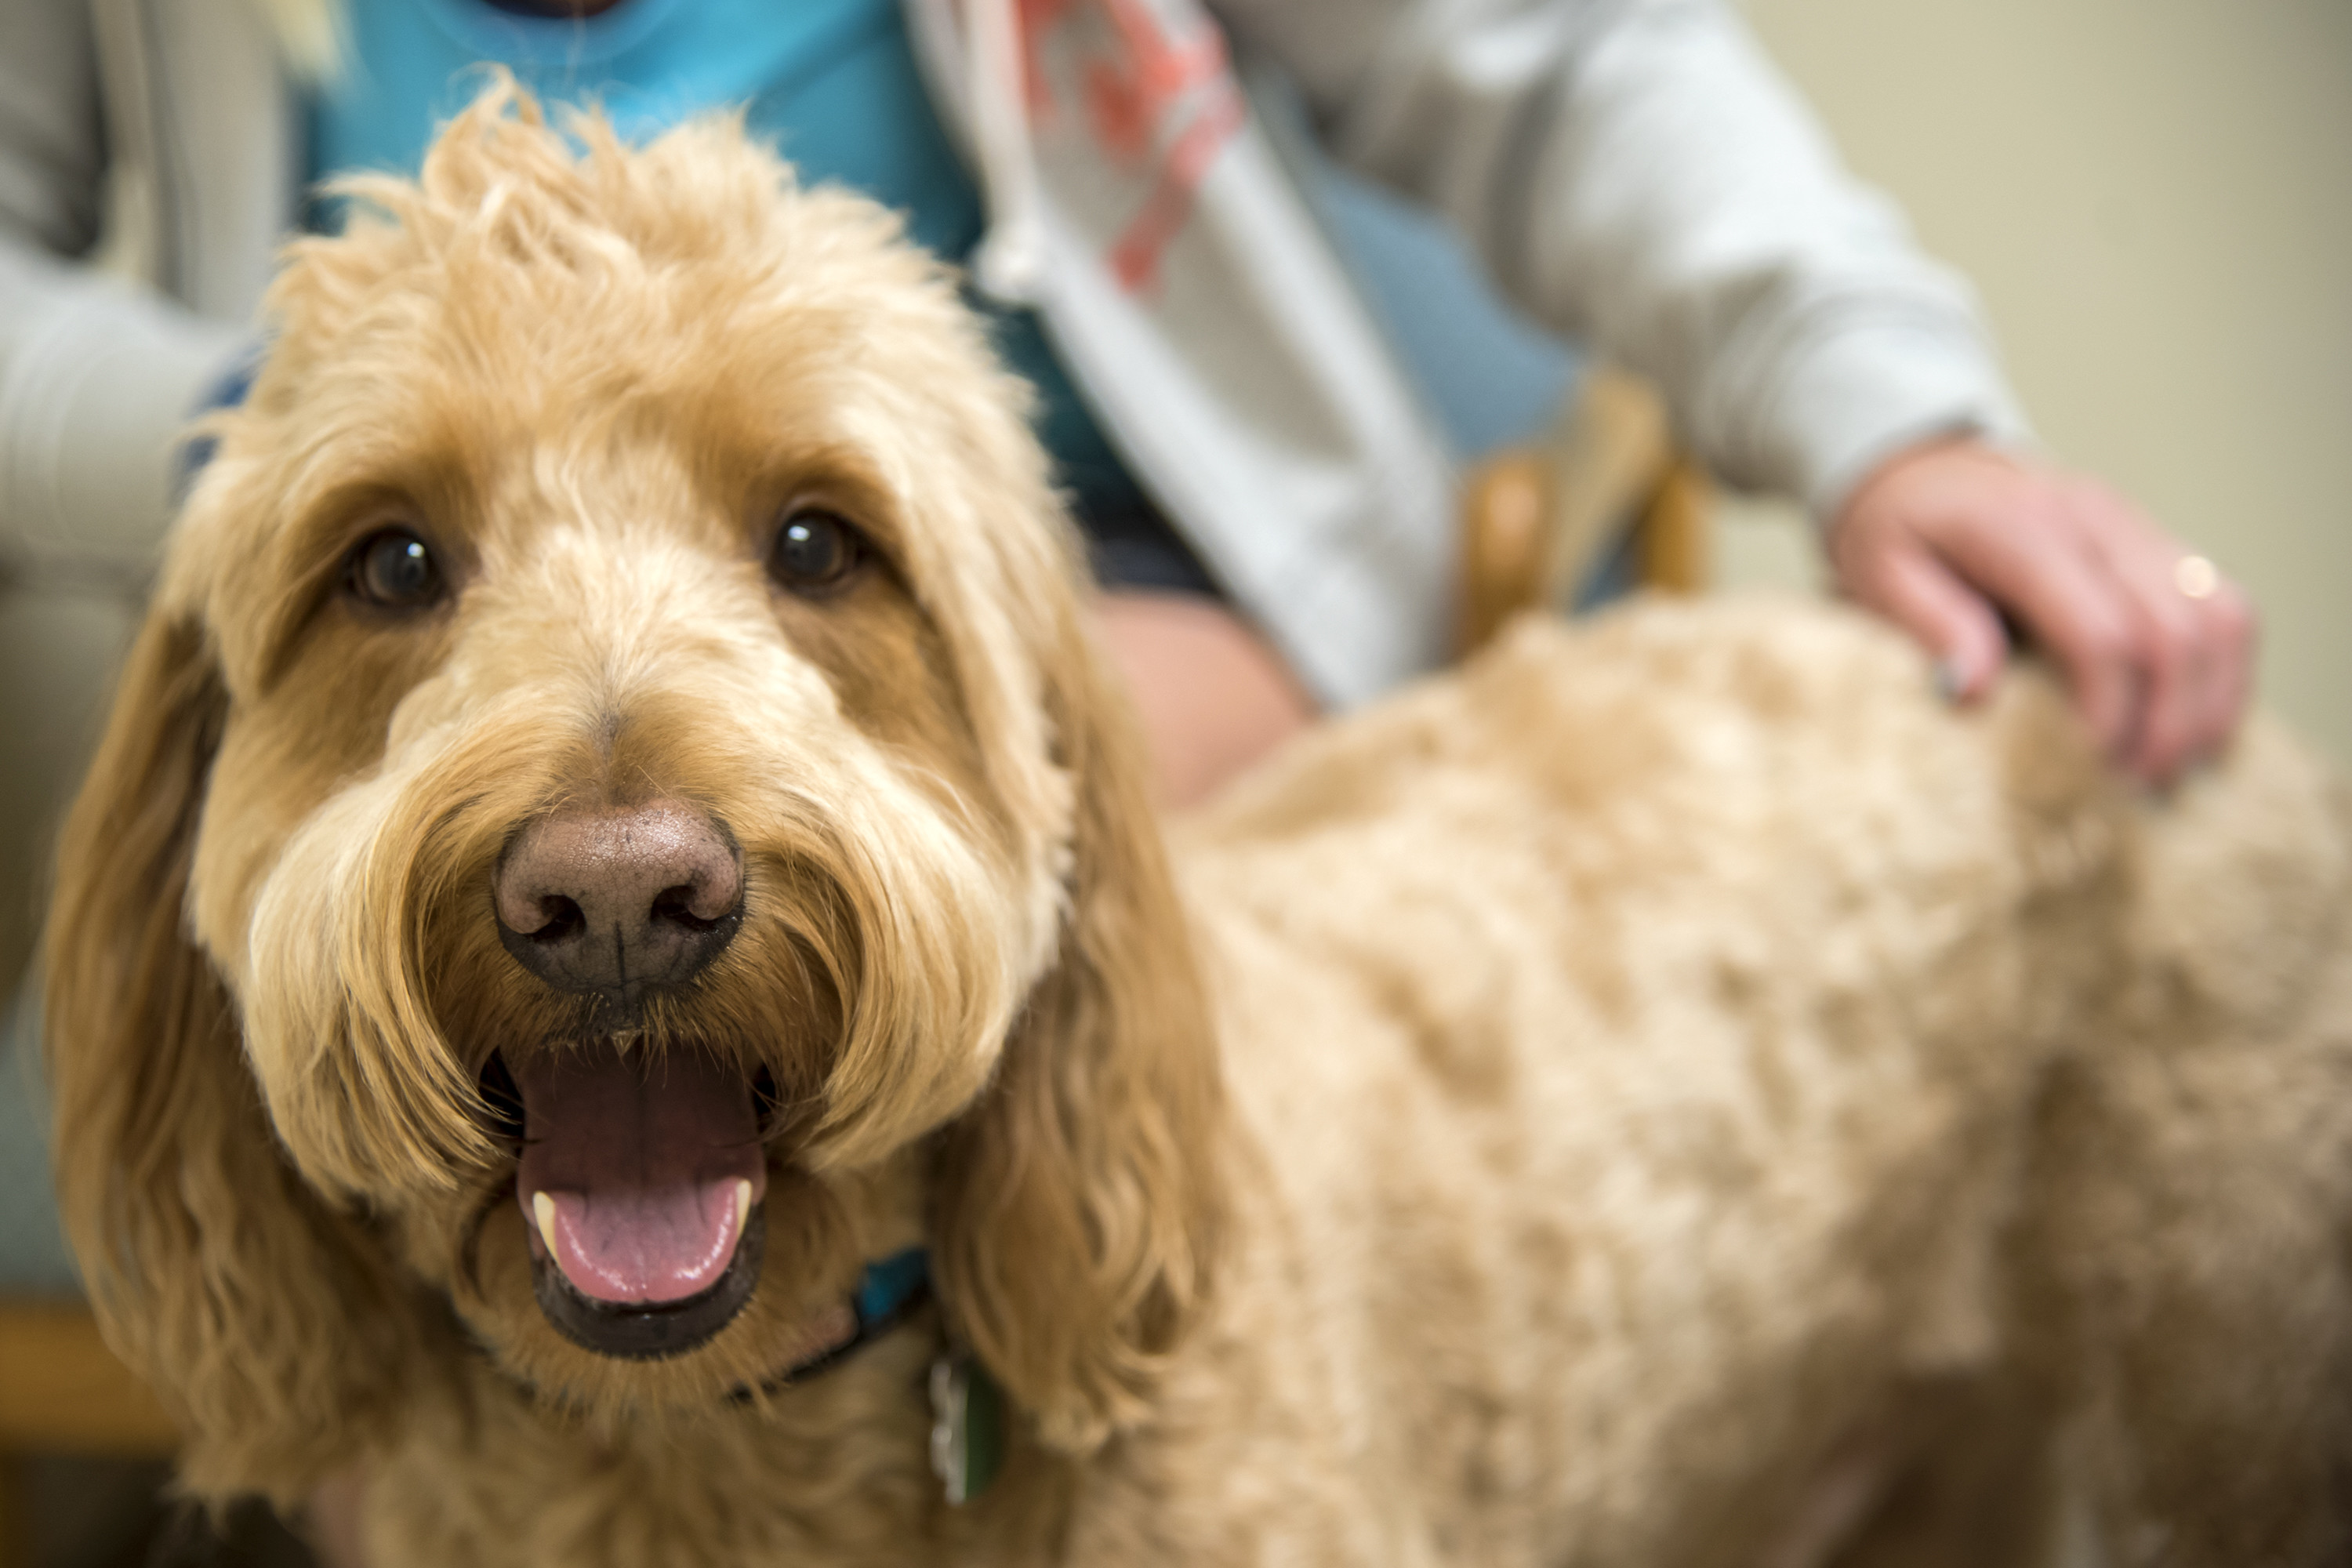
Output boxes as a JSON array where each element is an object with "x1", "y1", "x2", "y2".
[{"x1": 1933, "y1": 655, "x2": 1969, "y2": 703}]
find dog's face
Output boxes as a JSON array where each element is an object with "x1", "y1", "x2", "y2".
[
  {"x1": 46, "y1": 87, "x2": 1218, "y2": 1494},
  {"x1": 181, "y1": 102, "x2": 1073, "y2": 1406}
]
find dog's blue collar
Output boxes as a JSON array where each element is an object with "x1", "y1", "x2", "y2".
[
  {"x1": 853, "y1": 1246, "x2": 931, "y2": 1329},
  {"x1": 732, "y1": 1245, "x2": 1001, "y2": 1503},
  {"x1": 765, "y1": 1245, "x2": 931, "y2": 1385}
]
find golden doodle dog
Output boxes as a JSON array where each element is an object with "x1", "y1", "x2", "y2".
[{"x1": 45, "y1": 82, "x2": 2352, "y2": 1565}]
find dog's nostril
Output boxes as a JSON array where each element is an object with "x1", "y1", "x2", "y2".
[
  {"x1": 649, "y1": 884, "x2": 714, "y2": 930},
  {"x1": 528, "y1": 895, "x2": 586, "y2": 942},
  {"x1": 493, "y1": 801, "x2": 744, "y2": 1003}
]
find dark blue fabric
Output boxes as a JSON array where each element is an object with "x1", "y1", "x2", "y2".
[
  {"x1": 852, "y1": 1246, "x2": 930, "y2": 1330},
  {"x1": 174, "y1": 345, "x2": 266, "y2": 492},
  {"x1": 723, "y1": 1244, "x2": 932, "y2": 1395}
]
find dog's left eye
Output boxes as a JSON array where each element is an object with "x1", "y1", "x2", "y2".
[
  {"x1": 768, "y1": 510, "x2": 865, "y2": 593},
  {"x1": 347, "y1": 528, "x2": 445, "y2": 610}
]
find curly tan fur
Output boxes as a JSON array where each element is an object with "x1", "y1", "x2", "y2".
[{"x1": 45, "y1": 82, "x2": 2352, "y2": 1564}]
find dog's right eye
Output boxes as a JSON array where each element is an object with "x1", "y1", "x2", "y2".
[
  {"x1": 768, "y1": 510, "x2": 866, "y2": 594},
  {"x1": 347, "y1": 528, "x2": 445, "y2": 611}
]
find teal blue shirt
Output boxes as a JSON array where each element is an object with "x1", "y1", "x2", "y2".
[{"x1": 311, "y1": 0, "x2": 1145, "y2": 512}]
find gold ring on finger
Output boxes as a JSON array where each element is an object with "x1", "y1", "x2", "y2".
[{"x1": 2174, "y1": 554, "x2": 2219, "y2": 601}]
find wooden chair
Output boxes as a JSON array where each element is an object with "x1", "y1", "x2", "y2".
[
  {"x1": 1457, "y1": 365, "x2": 1711, "y2": 659},
  {"x1": 0, "y1": 1299, "x2": 177, "y2": 1566}
]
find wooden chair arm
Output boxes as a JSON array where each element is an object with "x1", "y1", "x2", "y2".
[
  {"x1": 1456, "y1": 365, "x2": 1711, "y2": 659},
  {"x1": 0, "y1": 1300, "x2": 176, "y2": 1455},
  {"x1": 0, "y1": 1301, "x2": 176, "y2": 1568}
]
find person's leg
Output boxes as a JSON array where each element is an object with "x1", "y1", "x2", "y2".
[
  {"x1": 304, "y1": 1466, "x2": 369, "y2": 1568},
  {"x1": 1093, "y1": 591, "x2": 1314, "y2": 809}
]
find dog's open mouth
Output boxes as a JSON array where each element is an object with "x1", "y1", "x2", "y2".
[{"x1": 507, "y1": 1042, "x2": 768, "y2": 1360}]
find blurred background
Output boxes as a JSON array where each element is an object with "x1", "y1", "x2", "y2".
[{"x1": 2, "y1": 2, "x2": 2347, "y2": 1563}]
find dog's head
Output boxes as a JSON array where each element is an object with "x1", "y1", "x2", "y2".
[{"x1": 45, "y1": 82, "x2": 1219, "y2": 1495}]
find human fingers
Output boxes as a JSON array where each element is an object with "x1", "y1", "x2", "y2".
[
  {"x1": 1831, "y1": 521, "x2": 2009, "y2": 702},
  {"x1": 2067, "y1": 481, "x2": 2258, "y2": 781},
  {"x1": 2068, "y1": 480, "x2": 2207, "y2": 782},
  {"x1": 1921, "y1": 494, "x2": 2149, "y2": 764}
]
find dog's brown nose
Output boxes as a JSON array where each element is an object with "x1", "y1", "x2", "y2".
[{"x1": 494, "y1": 802, "x2": 743, "y2": 1004}]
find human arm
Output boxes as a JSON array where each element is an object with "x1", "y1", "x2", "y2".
[
  {"x1": 1214, "y1": 0, "x2": 2018, "y2": 522},
  {"x1": 0, "y1": 0, "x2": 252, "y2": 593},
  {"x1": 1211, "y1": 0, "x2": 2249, "y2": 778},
  {"x1": 1833, "y1": 442, "x2": 2253, "y2": 783}
]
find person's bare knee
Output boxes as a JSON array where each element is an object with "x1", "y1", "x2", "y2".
[
  {"x1": 1093, "y1": 592, "x2": 1314, "y2": 808},
  {"x1": 306, "y1": 1466, "x2": 368, "y2": 1568}
]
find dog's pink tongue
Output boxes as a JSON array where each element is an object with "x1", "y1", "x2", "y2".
[{"x1": 513, "y1": 1045, "x2": 766, "y2": 1305}]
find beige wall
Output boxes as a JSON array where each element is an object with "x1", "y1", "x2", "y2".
[{"x1": 1721, "y1": 0, "x2": 2352, "y2": 766}]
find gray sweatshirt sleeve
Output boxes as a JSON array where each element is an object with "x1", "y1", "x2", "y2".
[
  {"x1": 0, "y1": 0, "x2": 249, "y2": 589},
  {"x1": 1213, "y1": 0, "x2": 2032, "y2": 520}
]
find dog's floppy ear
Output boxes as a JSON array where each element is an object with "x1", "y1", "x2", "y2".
[
  {"x1": 44, "y1": 612, "x2": 443, "y2": 1501},
  {"x1": 931, "y1": 608, "x2": 1227, "y2": 1454}
]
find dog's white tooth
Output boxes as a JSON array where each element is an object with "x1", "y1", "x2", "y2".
[
  {"x1": 532, "y1": 1191, "x2": 560, "y2": 1258},
  {"x1": 735, "y1": 1178, "x2": 753, "y2": 1236}
]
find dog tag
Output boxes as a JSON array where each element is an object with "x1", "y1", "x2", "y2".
[{"x1": 927, "y1": 1352, "x2": 1004, "y2": 1504}]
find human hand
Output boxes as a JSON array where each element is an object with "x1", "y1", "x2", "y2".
[{"x1": 1829, "y1": 440, "x2": 2256, "y2": 786}]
